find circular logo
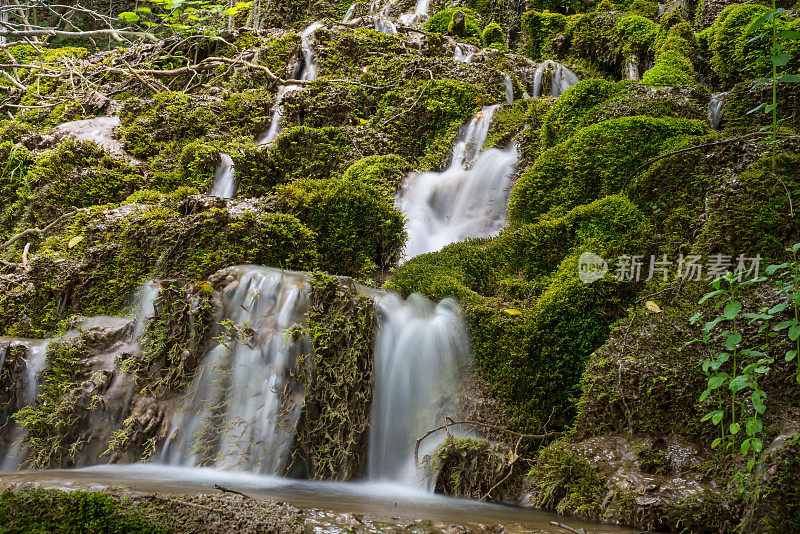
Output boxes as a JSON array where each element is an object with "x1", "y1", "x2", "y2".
[{"x1": 577, "y1": 252, "x2": 608, "y2": 284}]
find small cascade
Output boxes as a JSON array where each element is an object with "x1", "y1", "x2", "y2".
[
  {"x1": 257, "y1": 23, "x2": 323, "y2": 146},
  {"x1": 209, "y1": 153, "x2": 236, "y2": 198},
  {"x1": 397, "y1": 0, "x2": 429, "y2": 24},
  {"x1": 397, "y1": 105, "x2": 519, "y2": 259},
  {"x1": 503, "y1": 75, "x2": 514, "y2": 104},
  {"x1": 367, "y1": 293, "x2": 470, "y2": 489},
  {"x1": 623, "y1": 56, "x2": 640, "y2": 81},
  {"x1": 0, "y1": 338, "x2": 49, "y2": 470},
  {"x1": 708, "y1": 92, "x2": 727, "y2": 130},
  {"x1": 532, "y1": 60, "x2": 580, "y2": 98},
  {"x1": 374, "y1": 17, "x2": 397, "y2": 34},
  {"x1": 160, "y1": 267, "x2": 310, "y2": 475},
  {"x1": 453, "y1": 45, "x2": 474, "y2": 63},
  {"x1": 342, "y1": 3, "x2": 356, "y2": 22}
]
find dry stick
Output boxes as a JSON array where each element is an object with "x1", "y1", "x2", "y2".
[
  {"x1": 214, "y1": 484, "x2": 253, "y2": 500},
  {"x1": 1, "y1": 209, "x2": 78, "y2": 249},
  {"x1": 414, "y1": 418, "x2": 562, "y2": 464},
  {"x1": 623, "y1": 131, "x2": 800, "y2": 189},
  {"x1": 0, "y1": 28, "x2": 155, "y2": 41},
  {"x1": 480, "y1": 434, "x2": 523, "y2": 502},
  {"x1": 549, "y1": 521, "x2": 586, "y2": 534},
  {"x1": 147, "y1": 494, "x2": 226, "y2": 514}
]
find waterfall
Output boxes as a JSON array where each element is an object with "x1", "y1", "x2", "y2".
[
  {"x1": 503, "y1": 75, "x2": 514, "y2": 104},
  {"x1": 0, "y1": 339, "x2": 49, "y2": 471},
  {"x1": 159, "y1": 267, "x2": 310, "y2": 475},
  {"x1": 367, "y1": 293, "x2": 470, "y2": 489},
  {"x1": 342, "y1": 3, "x2": 356, "y2": 22},
  {"x1": 374, "y1": 17, "x2": 397, "y2": 35},
  {"x1": 209, "y1": 153, "x2": 236, "y2": 198},
  {"x1": 708, "y1": 92, "x2": 726, "y2": 130},
  {"x1": 397, "y1": 105, "x2": 519, "y2": 259},
  {"x1": 532, "y1": 60, "x2": 580, "y2": 98},
  {"x1": 623, "y1": 57, "x2": 640, "y2": 81},
  {"x1": 257, "y1": 23, "x2": 322, "y2": 146},
  {"x1": 453, "y1": 45, "x2": 474, "y2": 63}
]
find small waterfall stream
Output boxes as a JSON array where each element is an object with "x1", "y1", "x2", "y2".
[
  {"x1": 209, "y1": 153, "x2": 236, "y2": 198},
  {"x1": 532, "y1": 60, "x2": 580, "y2": 98},
  {"x1": 397, "y1": 105, "x2": 519, "y2": 259},
  {"x1": 368, "y1": 293, "x2": 470, "y2": 489},
  {"x1": 160, "y1": 267, "x2": 310, "y2": 474},
  {"x1": 708, "y1": 92, "x2": 727, "y2": 130}
]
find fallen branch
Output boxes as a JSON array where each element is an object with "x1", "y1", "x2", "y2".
[
  {"x1": 549, "y1": 521, "x2": 586, "y2": 534},
  {"x1": 214, "y1": 484, "x2": 252, "y2": 500},
  {"x1": 414, "y1": 417, "x2": 563, "y2": 464},
  {"x1": 1, "y1": 209, "x2": 79, "y2": 249},
  {"x1": 624, "y1": 131, "x2": 800, "y2": 188},
  {"x1": 146, "y1": 494, "x2": 226, "y2": 514},
  {"x1": 0, "y1": 28, "x2": 157, "y2": 42}
]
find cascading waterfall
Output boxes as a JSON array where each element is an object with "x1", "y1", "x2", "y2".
[
  {"x1": 367, "y1": 293, "x2": 470, "y2": 489},
  {"x1": 257, "y1": 23, "x2": 322, "y2": 147},
  {"x1": 374, "y1": 17, "x2": 397, "y2": 35},
  {"x1": 532, "y1": 60, "x2": 580, "y2": 98},
  {"x1": 0, "y1": 338, "x2": 48, "y2": 471},
  {"x1": 623, "y1": 56, "x2": 640, "y2": 81},
  {"x1": 159, "y1": 267, "x2": 310, "y2": 474},
  {"x1": 397, "y1": 105, "x2": 519, "y2": 259},
  {"x1": 209, "y1": 153, "x2": 236, "y2": 198},
  {"x1": 342, "y1": 3, "x2": 356, "y2": 22},
  {"x1": 504, "y1": 75, "x2": 514, "y2": 104},
  {"x1": 708, "y1": 92, "x2": 727, "y2": 130}
]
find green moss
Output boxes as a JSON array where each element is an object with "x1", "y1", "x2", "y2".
[
  {"x1": 424, "y1": 8, "x2": 482, "y2": 42},
  {"x1": 510, "y1": 116, "x2": 708, "y2": 225},
  {"x1": 520, "y1": 10, "x2": 568, "y2": 61},
  {"x1": 526, "y1": 444, "x2": 606, "y2": 518},
  {"x1": 641, "y1": 34, "x2": 696, "y2": 85},
  {"x1": 289, "y1": 273, "x2": 375, "y2": 480},
  {"x1": 340, "y1": 154, "x2": 411, "y2": 197},
  {"x1": 0, "y1": 488, "x2": 167, "y2": 533},
  {"x1": 482, "y1": 23, "x2": 507, "y2": 51},
  {"x1": 277, "y1": 176, "x2": 405, "y2": 277}
]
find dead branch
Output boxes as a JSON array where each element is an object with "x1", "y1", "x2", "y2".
[
  {"x1": 0, "y1": 28, "x2": 156, "y2": 42},
  {"x1": 549, "y1": 521, "x2": 586, "y2": 534},
  {"x1": 214, "y1": 484, "x2": 252, "y2": 500},
  {"x1": 414, "y1": 417, "x2": 563, "y2": 464},
  {"x1": 1, "y1": 209, "x2": 79, "y2": 249}
]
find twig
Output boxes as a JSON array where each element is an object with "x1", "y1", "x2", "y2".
[
  {"x1": 214, "y1": 484, "x2": 252, "y2": 500},
  {"x1": 549, "y1": 521, "x2": 586, "y2": 534},
  {"x1": 146, "y1": 494, "x2": 226, "y2": 514},
  {"x1": 414, "y1": 418, "x2": 562, "y2": 464},
  {"x1": 1, "y1": 209, "x2": 79, "y2": 249}
]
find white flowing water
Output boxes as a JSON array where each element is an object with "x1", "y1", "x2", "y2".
[
  {"x1": 504, "y1": 75, "x2": 514, "y2": 103},
  {"x1": 708, "y1": 92, "x2": 726, "y2": 130},
  {"x1": 257, "y1": 23, "x2": 322, "y2": 146},
  {"x1": 532, "y1": 60, "x2": 580, "y2": 98},
  {"x1": 397, "y1": 105, "x2": 519, "y2": 259},
  {"x1": 374, "y1": 17, "x2": 397, "y2": 34},
  {"x1": 160, "y1": 267, "x2": 310, "y2": 475},
  {"x1": 0, "y1": 338, "x2": 49, "y2": 471},
  {"x1": 209, "y1": 153, "x2": 236, "y2": 198},
  {"x1": 367, "y1": 293, "x2": 470, "y2": 489},
  {"x1": 342, "y1": 3, "x2": 356, "y2": 22},
  {"x1": 623, "y1": 57, "x2": 640, "y2": 81}
]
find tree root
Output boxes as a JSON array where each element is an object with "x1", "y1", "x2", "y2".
[{"x1": 1, "y1": 209, "x2": 80, "y2": 250}]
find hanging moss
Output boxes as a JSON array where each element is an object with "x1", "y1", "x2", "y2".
[
  {"x1": 482, "y1": 23, "x2": 508, "y2": 51},
  {"x1": 510, "y1": 115, "x2": 708, "y2": 225},
  {"x1": 520, "y1": 10, "x2": 568, "y2": 61},
  {"x1": 424, "y1": 8, "x2": 483, "y2": 42},
  {"x1": 288, "y1": 273, "x2": 374, "y2": 480},
  {"x1": 277, "y1": 176, "x2": 405, "y2": 277}
]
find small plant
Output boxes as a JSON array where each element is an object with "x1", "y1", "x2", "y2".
[
  {"x1": 120, "y1": 0, "x2": 253, "y2": 35},
  {"x1": 691, "y1": 271, "x2": 770, "y2": 478},
  {"x1": 764, "y1": 242, "x2": 800, "y2": 384},
  {"x1": 746, "y1": 0, "x2": 800, "y2": 172}
]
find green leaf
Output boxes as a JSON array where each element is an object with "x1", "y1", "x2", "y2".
[
  {"x1": 779, "y1": 30, "x2": 800, "y2": 39},
  {"x1": 726, "y1": 332, "x2": 742, "y2": 350},
  {"x1": 752, "y1": 438, "x2": 763, "y2": 453},
  {"x1": 712, "y1": 437, "x2": 722, "y2": 448},
  {"x1": 708, "y1": 373, "x2": 729, "y2": 390},
  {"x1": 779, "y1": 75, "x2": 800, "y2": 83},
  {"x1": 773, "y1": 52, "x2": 790, "y2": 67},
  {"x1": 774, "y1": 320, "x2": 794, "y2": 331},
  {"x1": 137, "y1": 6, "x2": 152, "y2": 13},
  {"x1": 712, "y1": 411, "x2": 724, "y2": 425},
  {"x1": 729, "y1": 375, "x2": 750, "y2": 392},
  {"x1": 699, "y1": 289, "x2": 726, "y2": 304},
  {"x1": 729, "y1": 422, "x2": 741, "y2": 435},
  {"x1": 741, "y1": 439, "x2": 751, "y2": 455},
  {"x1": 747, "y1": 12, "x2": 769, "y2": 34},
  {"x1": 768, "y1": 302, "x2": 789, "y2": 314},
  {"x1": 789, "y1": 325, "x2": 800, "y2": 341},
  {"x1": 724, "y1": 301, "x2": 742, "y2": 319},
  {"x1": 786, "y1": 350, "x2": 797, "y2": 362},
  {"x1": 119, "y1": 11, "x2": 141, "y2": 22},
  {"x1": 766, "y1": 262, "x2": 788, "y2": 275},
  {"x1": 746, "y1": 418, "x2": 763, "y2": 436}
]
